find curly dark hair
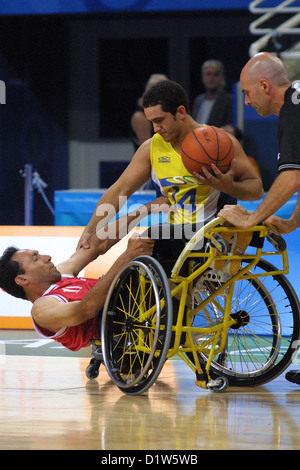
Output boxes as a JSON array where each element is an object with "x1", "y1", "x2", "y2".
[
  {"x1": 142, "y1": 80, "x2": 190, "y2": 115},
  {"x1": 0, "y1": 246, "x2": 27, "y2": 299}
]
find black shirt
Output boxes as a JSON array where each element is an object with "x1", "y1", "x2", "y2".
[{"x1": 277, "y1": 85, "x2": 300, "y2": 173}]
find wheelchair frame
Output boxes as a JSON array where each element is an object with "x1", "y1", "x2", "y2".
[{"x1": 86, "y1": 217, "x2": 300, "y2": 395}]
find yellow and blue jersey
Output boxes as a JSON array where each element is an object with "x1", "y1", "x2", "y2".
[{"x1": 150, "y1": 133, "x2": 223, "y2": 225}]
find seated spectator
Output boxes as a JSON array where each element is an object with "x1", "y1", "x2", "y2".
[{"x1": 192, "y1": 59, "x2": 232, "y2": 128}]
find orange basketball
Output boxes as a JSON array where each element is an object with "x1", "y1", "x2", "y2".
[{"x1": 181, "y1": 126, "x2": 234, "y2": 175}]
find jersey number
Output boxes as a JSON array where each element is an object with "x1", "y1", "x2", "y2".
[{"x1": 171, "y1": 187, "x2": 197, "y2": 213}]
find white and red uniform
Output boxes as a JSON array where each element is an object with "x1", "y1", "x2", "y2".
[{"x1": 32, "y1": 275, "x2": 100, "y2": 351}]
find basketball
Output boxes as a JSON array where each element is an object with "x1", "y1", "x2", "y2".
[{"x1": 181, "y1": 126, "x2": 234, "y2": 175}]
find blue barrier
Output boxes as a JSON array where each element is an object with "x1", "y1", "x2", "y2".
[
  {"x1": 54, "y1": 189, "x2": 167, "y2": 226},
  {"x1": 55, "y1": 190, "x2": 298, "y2": 227},
  {"x1": 237, "y1": 193, "x2": 298, "y2": 219},
  {"x1": 54, "y1": 189, "x2": 297, "y2": 226}
]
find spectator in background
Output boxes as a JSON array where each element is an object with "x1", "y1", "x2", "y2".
[
  {"x1": 192, "y1": 59, "x2": 233, "y2": 128},
  {"x1": 131, "y1": 73, "x2": 168, "y2": 151},
  {"x1": 131, "y1": 73, "x2": 168, "y2": 190},
  {"x1": 222, "y1": 124, "x2": 261, "y2": 177}
]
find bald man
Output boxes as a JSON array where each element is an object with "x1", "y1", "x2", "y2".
[
  {"x1": 219, "y1": 52, "x2": 300, "y2": 233},
  {"x1": 218, "y1": 52, "x2": 300, "y2": 385}
]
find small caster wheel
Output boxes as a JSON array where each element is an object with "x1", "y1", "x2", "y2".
[
  {"x1": 86, "y1": 358, "x2": 101, "y2": 380},
  {"x1": 266, "y1": 231, "x2": 287, "y2": 252},
  {"x1": 207, "y1": 376, "x2": 228, "y2": 392},
  {"x1": 211, "y1": 234, "x2": 230, "y2": 254}
]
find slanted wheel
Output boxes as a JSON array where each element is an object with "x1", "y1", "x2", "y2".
[
  {"x1": 86, "y1": 358, "x2": 101, "y2": 380},
  {"x1": 207, "y1": 376, "x2": 229, "y2": 392},
  {"x1": 101, "y1": 256, "x2": 173, "y2": 395},
  {"x1": 192, "y1": 259, "x2": 300, "y2": 386}
]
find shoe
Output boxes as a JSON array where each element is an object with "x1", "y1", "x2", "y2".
[{"x1": 285, "y1": 370, "x2": 300, "y2": 385}]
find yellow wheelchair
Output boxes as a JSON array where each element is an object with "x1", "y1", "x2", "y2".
[{"x1": 86, "y1": 218, "x2": 300, "y2": 395}]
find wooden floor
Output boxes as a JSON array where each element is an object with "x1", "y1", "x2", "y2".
[{"x1": 1, "y1": 349, "x2": 300, "y2": 450}]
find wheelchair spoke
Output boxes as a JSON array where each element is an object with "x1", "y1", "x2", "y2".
[
  {"x1": 195, "y1": 259, "x2": 300, "y2": 386},
  {"x1": 101, "y1": 257, "x2": 173, "y2": 394}
]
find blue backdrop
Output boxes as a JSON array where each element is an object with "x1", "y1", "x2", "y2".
[{"x1": 0, "y1": 0, "x2": 252, "y2": 15}]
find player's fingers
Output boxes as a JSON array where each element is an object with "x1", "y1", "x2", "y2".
[
  {"x1": 200, "y1": 166, "x2": 217, "y2": 182},
  {"x1": 210, "y1": 163, "x2": 223, "y2": 177}
]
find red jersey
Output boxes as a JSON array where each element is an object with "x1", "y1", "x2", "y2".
[{"x1": 31, "y1": 275, "x2": 100, "y2": 351}]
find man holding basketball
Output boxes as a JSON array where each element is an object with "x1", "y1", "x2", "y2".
[{"x1": 78, "y1": 80, "x2": 263, "y2": 256}]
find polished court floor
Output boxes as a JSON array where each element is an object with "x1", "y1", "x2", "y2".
[{"x1": 1, "y1": 329, "x2": 300, "y2": 451}]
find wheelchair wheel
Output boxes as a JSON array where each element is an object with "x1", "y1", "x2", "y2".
[
  {"x1": 101, "y1": 256, "x2": 173, "y2": 395},
  {"x1": 192, "y1": 259, "x2": 300, "y2": 386}
]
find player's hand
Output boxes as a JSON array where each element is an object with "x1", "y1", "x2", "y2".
[
  {"x1": 193, "y1": 158, "x2": 236, "y2": 190},
  {"x1": 264, "y1": 214, "x2": 296, "y2": 234},
  {"x1": 218, "y1": 203, "x2": 253, "y2": 229},
  {"x1": 76, "y1": 231, "x2": 93, "y2": 250},
  {"x1": 126, "y1": 233, "x2": 155, "y2": 258},
  {"x1": 193, "y1": 159, "x2": 236, "y2": 192}
]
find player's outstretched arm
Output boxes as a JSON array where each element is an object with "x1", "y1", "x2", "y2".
[
  {"x1": 32, "y1": 236, "x2": 155, "y2": 333},
  {"x1": 57, "y1": 195, "x2": 169, "y2": 277}
]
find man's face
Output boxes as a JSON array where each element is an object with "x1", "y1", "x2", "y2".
[
  {"x1": 144, "y1": 104, "x2": 181, "y2": 142},
  {"x1": 12, "y1": 249, "x2": 61, "y2": 285},
  {"x1": 240, "y1": 70, "x2": 272, "y2": 117},
  {"x1": 202, "y1": 66, "x2": 224, "y2": 93}
]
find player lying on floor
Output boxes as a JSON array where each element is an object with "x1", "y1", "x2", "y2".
[{"x1": 0, "y1": 197, "x2": 169, "y2": 351}]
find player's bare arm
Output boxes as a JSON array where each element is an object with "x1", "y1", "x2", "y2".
[
  {"x1": 219, "y1": 169, "x2": 300, "y2": 229},
  {"x1": 58, "y1": 194, "x2": 170, "y2": 277},
  {"x1": 77, "y1": 141, "x2": 152, "y2": 249},
  {"x1": 264, "y1": 189, "x2": 300, "y2": 233}
]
